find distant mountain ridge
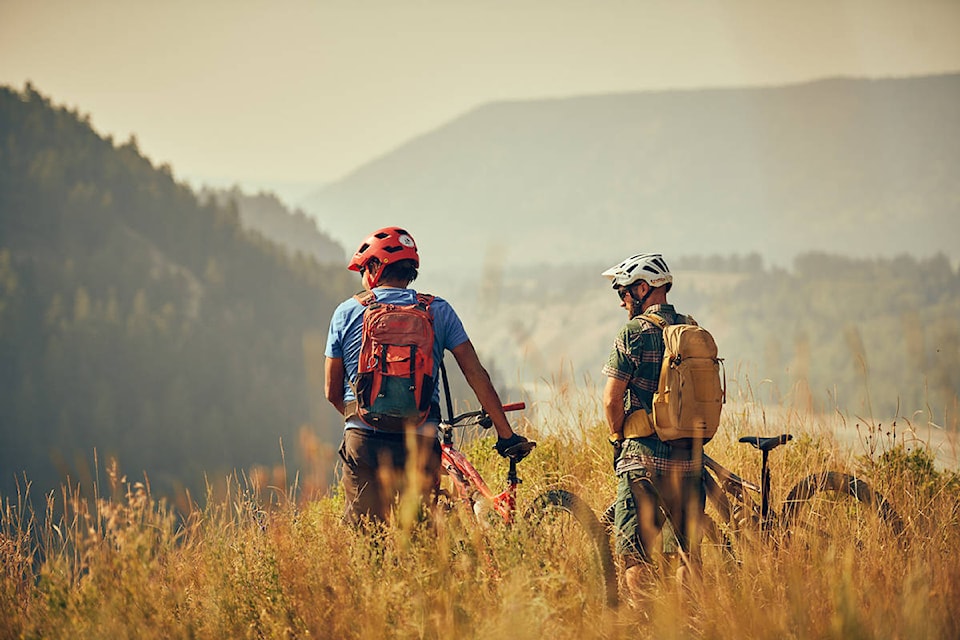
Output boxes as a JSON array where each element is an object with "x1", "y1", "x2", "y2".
[{"x1": 304, "y1": 74, "x2": 959, "y2": 271}]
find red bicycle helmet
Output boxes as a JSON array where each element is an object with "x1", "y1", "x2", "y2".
[{"x1": 348, "y1": 227, "x2": 420, "y2": 286}]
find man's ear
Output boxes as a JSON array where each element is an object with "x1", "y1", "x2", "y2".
[{"x1": 362, "y1": 259, "x2": 382, "y2": 289}]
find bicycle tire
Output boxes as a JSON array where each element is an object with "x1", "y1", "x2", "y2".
[
  {"x1": 700, "y1": 514, "x2": 740, "y2": 566},
  {"x1": 781, "y1": 471, "x2": 905, "y2": 548},
  {"x1": 526, "y1": 490, "x2": 619, "y2": 608}
]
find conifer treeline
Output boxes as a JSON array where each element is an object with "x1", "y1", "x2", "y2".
[
  {"x1": 714, "y1": 251, "x2": 960, "y2": 422},
  {"x1": 0, "y1": 85, "x2": 355, "y2": 501}
]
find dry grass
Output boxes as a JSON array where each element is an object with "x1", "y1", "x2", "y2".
[{"x1": 2, "y1": 394, "x2": 959, "y2": 640}]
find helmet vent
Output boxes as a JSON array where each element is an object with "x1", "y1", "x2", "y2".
[{"x1": 373, "y1": 232, "x2": 390, "y2": 239}]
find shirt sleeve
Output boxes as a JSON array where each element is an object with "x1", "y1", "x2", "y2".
[
  {"x1": 324, "y1": 302, "x2": 349, "y2": 359},
  {"x1": 431, "y1": 297, "x2": 469, "y2": 351},
  {"x1": 602, "y1": 325, "x2": 635, "y2": 381}
]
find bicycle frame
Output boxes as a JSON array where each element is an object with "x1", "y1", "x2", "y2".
[
  {"x1": 704, "y1": 453, "x2": 763, "y2": 530},
  {"x1": 436, "y1": 359, "x2": 528, "y2": 524},
  {"x1": 439, "y1": 426, "x2": 521, "y2": 524}
]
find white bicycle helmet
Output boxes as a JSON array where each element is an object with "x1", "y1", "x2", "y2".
[{"x1": 602, "y1": 253, "x2": 673, "y2": 289}]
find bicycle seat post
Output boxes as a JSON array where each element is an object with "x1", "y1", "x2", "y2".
[
  {"x1": 507, "y1": 457, "x2": 520, "y2": 487},
  {"x1": 760, "y1": 449, "x2": 771, "y2": 526}
]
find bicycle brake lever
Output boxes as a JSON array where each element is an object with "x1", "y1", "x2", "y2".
[{"x1": 478, "y1": 414, "x2": 493, "y2": 428}]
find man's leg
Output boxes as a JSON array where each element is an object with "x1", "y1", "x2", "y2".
[
  {"x1": 339, "y1": 429, "x2": 397, "y2": 524},
  {"x1": 394, "y1": 431, "x2": 443, "y2": 523},
  {"x1": 615, "y1": 471, "x2": 664, "y2": 601},
  {"x1": 662, "y1": 469, "x2": 706, "y2": 588}
]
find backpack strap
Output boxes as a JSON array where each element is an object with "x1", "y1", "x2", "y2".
[
  {"x1": 638, "y1": 313, "x2": 669, "y2": 330},
  {"x1": 415, "y1": 293, "x2": 435, "y2": 310},
  {"x1": 354, "y1": 290, "x2": 377, "y2": 307},
  {"x1": 354, "y1": 291, "x2": 434, "y2": 310},
  {"x1": 640, "y1": 312, "x2": 698, "y2": 328}
]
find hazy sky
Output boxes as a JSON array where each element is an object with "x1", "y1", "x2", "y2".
[{"x1": 2, "y1": 0, "x2": 959, "y2": 199}]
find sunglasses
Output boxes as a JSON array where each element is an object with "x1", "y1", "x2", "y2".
[{"x1": 617, "y1": 288, "x2": 629, "y2": 301}]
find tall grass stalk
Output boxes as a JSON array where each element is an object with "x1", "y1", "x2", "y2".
[{"x1": 2, "y1": 390, "x2": 958, "y2": 639}]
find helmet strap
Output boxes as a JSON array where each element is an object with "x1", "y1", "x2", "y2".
[
  {"x1": 629, "y1": 282, "x2": 653, "y2": 317},
  {"x1": 362, "y1": 261, "x2": 383, "y2": 289}
]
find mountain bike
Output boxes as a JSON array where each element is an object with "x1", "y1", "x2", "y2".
[
  {"x1": 601, "y1": 433, "x2": 905, "y2": 570},
  {"x1": 436, "y1": 362, "x2": 619, "y2": 608}
]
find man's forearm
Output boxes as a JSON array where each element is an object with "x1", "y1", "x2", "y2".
[
  {"x1": 324, "y1": 357, "x2": 346, "y2": 414},
  {"x1": 451, "y1": 340, "x2": 514, "y2": 438},
  {"x1": 464, "y1": 366, "x2": 513, "y2": 438},
  {"x1": 603, "y1": 377, "x2": 628, "y2": 438},
  {"x1": 605, "y1": 405, "x2": 625, "y2": 437}
]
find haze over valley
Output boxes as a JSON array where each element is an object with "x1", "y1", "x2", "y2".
[{"x1": 302, "y1": 74, "x2": 959, "y2": 274}]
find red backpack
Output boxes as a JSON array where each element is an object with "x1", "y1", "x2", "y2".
[{"x1": 352, "y1": 291, "x2": 436, "y2": 431}]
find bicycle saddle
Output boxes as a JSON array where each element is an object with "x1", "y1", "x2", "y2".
[{"x1": 738, "y1": 434, "x2": 793, "y2": 452}]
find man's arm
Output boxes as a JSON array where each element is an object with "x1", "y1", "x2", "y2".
[
  {"x1": 450, "y1": 340, "x2": 515, "y2": 439},
  {"x1": 603, "y1": 376, "x2": 628, "y2": 439},
  {"x1": 324, "y1": 357, "x2": 346, "y2": 415}
]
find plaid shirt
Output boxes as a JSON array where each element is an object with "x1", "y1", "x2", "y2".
[{"x1": 602, "y1": 304, "x2": 691, "y2": 417}]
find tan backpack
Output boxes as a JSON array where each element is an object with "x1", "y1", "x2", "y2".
[{"x1": 641, "y1": 314, "x2": 725, "y2": 445}]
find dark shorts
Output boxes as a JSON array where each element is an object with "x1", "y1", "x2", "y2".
[
  {"x1": 613, "y1": 437, "x2": 706, "y2": 565},
  {"x1": 338, "y1": 428, "x2": 442, "y2": 525}
]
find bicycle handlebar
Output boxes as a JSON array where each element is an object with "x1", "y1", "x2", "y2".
[{"x1": 446, "y1": 402, "x2": 526, "y2": 427}]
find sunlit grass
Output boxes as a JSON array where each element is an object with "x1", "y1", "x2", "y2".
[{"x1": 2, "y1": 392, "x2": 959, "y2": 639}]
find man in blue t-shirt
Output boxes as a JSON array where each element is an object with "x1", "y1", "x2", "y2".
[{"x1": 325, "y1": 226, "x2": 527, "y2": 524}]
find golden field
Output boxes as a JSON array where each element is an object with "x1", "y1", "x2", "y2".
[{"x1": 2, "y1": 391, "x2": 958, "y2": 640}]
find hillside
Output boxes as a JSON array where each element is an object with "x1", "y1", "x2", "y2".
[
  {"x1": 199, "y1": 186, "x2": 346, "y2": 265},
  {"x1": 0, "y1": 85, "x2": 356, "y2": 501},
  {"x1": 304, "y1": 74, "x2": 960, "y2": 272}
]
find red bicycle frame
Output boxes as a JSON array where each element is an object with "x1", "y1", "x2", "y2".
[{"x1": 439, "y1": 403, "x2": 526, "y2": 524}]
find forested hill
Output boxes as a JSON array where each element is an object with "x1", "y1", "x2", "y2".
[
  {"x1": 199, "y1": 187, "x2": 346, "y2": 265},
  {"x1": 304, "y1": 74, "x2": 960, "y2": 272},
  {"x1": 0, "y1": 85, "x2": 356, "y2": 503}
]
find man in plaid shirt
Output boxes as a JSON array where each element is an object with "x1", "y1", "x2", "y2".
[{"x1": 601, "y1": 253, "x2": 705, "y2": 600}]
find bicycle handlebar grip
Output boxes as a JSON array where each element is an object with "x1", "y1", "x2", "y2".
[{"x1": 501, "y1": 402, "x2": 525, "y2": 412}]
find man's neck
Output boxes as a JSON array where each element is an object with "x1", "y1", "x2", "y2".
[
  {"x1": 372, "y1": 280, "x2": 410, "y2": 290},
  {"x1": 631, "y1": 300, "x2": 670, "y2": 318}
]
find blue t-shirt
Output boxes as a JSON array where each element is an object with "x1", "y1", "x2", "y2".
[{"x1": 325, "y1": 287, "x2": 470, "y2": 432}]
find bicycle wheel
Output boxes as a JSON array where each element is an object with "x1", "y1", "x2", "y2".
[
  {"x1": 525, "y1": 490, "x2": 618, "y2": 608},
  {"x1": 698, "y1": 513, "x2": 740, "y2": 570},
  {"x1": 781, "y1": 471, "x2": 904, "y2": 552}
]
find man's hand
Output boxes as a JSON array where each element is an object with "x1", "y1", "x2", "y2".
[
  {"x1": 494, "y1": 433, "x2": 529, "y2": 458},
  {"x1": 609, "y1": 434, "x2": 623, "y2": 472}
]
